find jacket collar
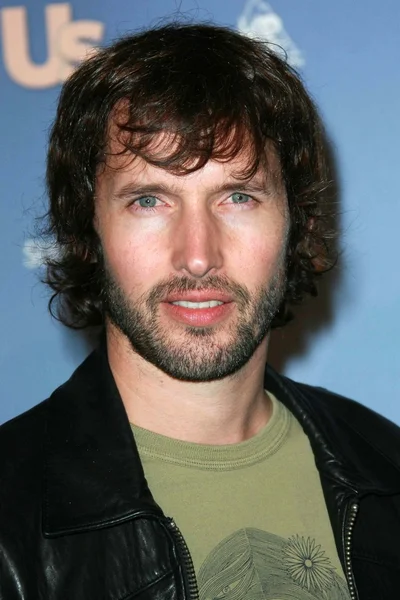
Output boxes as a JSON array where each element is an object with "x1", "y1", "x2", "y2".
[{"x1": 43, "y1": 342, "x2": 400, "y2": 537}]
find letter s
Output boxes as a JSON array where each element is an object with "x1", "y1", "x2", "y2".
[{"x1": 57, "y1": 20, "x2": 105, "y2": 81}]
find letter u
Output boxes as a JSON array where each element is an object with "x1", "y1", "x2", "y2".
[{"x1": 1, "y1": 3, "x2": 71, "y2": 89}]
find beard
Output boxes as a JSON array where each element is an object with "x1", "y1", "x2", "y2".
[{"x1": 102, "y1": 268, "x2": 286, "y2": 382}]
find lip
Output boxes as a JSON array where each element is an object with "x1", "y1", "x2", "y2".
[
  {"x1": 164, "y1": 291, "x2": 233, "y2": 303},
  {"x1": 162, "y1": 300, "x2": 234, "y2": 326}
]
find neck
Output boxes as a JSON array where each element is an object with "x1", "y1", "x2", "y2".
[{"x1": 106, "y1": 326, "x2": 272, "y2": 445}]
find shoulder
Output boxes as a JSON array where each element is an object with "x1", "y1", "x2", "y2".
[
  {"x1": 0, "y1": 347, "x2": 97, "y2": 463},
  {"x1": 297, "y1": 380, "x2": 400, "y2": 436},
  {"x1": 0, "y1": 399, "x2": 48, "y2": 451},
  {"x1": 266, "y1": 365, "x2": 400, "y2": 479},
  {"x1": 0, "y1": 401, "x2": 51, "y2": 560},
  {"x1": 0, "y1": 400, "x2": 48, "y2": 501},
  {"x1": 288, "y1": 378, "x2": 400, "y2": 471}
]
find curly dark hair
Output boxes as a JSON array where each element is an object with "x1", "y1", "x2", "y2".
[{"x1": 44, "y1": 22, "x2": 334, "y2": 329}]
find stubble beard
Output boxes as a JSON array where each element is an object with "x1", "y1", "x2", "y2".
[{"x1": 102, "y1": 269, "x2": 286, "y2": 382}]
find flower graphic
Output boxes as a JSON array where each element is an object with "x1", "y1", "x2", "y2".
[{"x1": 283, "y1": 535, "x2": 336, "y2": 592}]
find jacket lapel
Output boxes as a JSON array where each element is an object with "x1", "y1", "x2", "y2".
[{"x1": 264, "y1": 366, "x2": 400, "y2": 567}]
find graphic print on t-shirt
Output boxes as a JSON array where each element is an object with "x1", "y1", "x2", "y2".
[{"x1": 198, "y1": 528, "x2": 350, "y2": 600}]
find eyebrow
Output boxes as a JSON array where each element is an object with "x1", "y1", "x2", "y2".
[
  {"x1": 112, "y1": 183, "x2": 180, "y2": 201},
  {"x1": 111, "y1": 178, "x2": 276, "y2": 202}
]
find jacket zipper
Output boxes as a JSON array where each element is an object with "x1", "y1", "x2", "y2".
[
  {"x1": 167, "y1": 518, "x2": 199, "y2": 600},
  {"x1": 343, "y1": 500, "x2": 359, "y2": 600}
]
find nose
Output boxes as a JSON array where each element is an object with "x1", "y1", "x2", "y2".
[{"x1": 171, "y1": 203, "x2": 223, "y2": 278}]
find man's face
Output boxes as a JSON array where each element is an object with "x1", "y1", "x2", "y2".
[{"x1": 95, "y1": 138, "x2": 289, "y2": 382}]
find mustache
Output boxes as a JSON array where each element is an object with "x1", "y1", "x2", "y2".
[{"x1": 146, "y1": 275, "x2": 251, "y2": 307}]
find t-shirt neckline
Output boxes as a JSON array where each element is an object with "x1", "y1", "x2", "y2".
[{"x1": 130, "y1": 393, "x2": 292, "y2": 471}]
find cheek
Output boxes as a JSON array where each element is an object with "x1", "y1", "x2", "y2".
[
  {"x1": 229, "y1": 216, "x2": 288, "y2": 282},
  {"x1": 241, "y1": 242, "x2": 285, "y2": 288},
  {"x1": 100, "y1": 221, "x2": 171, "y2": 292}
]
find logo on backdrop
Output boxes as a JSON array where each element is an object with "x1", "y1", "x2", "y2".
[
  {"x1": 237, "y1": 0, "x2": 304, "y2": 68},
  {"x1": 1, "y1": 3, "x2": 105, "y2": 88}
]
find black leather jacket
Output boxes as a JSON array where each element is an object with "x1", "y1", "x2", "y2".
[{"x1": 1, "y1": 345, "x2": 400, "y2": 600}]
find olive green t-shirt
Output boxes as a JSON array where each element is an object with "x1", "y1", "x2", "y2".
[{"x1": 131, "y1": 394, "x2": 350, "y2": 599}]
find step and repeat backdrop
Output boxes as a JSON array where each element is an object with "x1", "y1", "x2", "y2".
[{"x1": 0, "y1": 0, "x2": 399, "y2": 424}]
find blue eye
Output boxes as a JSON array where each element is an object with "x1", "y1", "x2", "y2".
[
  {"x1": 136, "y1": 196, "x2": 158, "y2": 208},
  {"x1": 231, "y1": 192, "x2": 251, "y2": 204}
]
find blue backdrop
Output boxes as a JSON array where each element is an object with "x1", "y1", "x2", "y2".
[{"x1": 0, "y1": 0, "x2": 399, "y2": 424}]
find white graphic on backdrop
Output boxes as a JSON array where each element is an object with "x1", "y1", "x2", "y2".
[
  {"x1": 22, "y1": 238, "x2": 59, "y2": 269},
  {"x1": 1, "y1": 3, "x2": 105, "y2": 88},
  {"x1": 237, "y1": 0, "x2": 304, "y2": 68}
]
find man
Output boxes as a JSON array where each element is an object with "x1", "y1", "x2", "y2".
[{"x1": 0, "y1": 22, "x2": 399, "y2": 600}]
